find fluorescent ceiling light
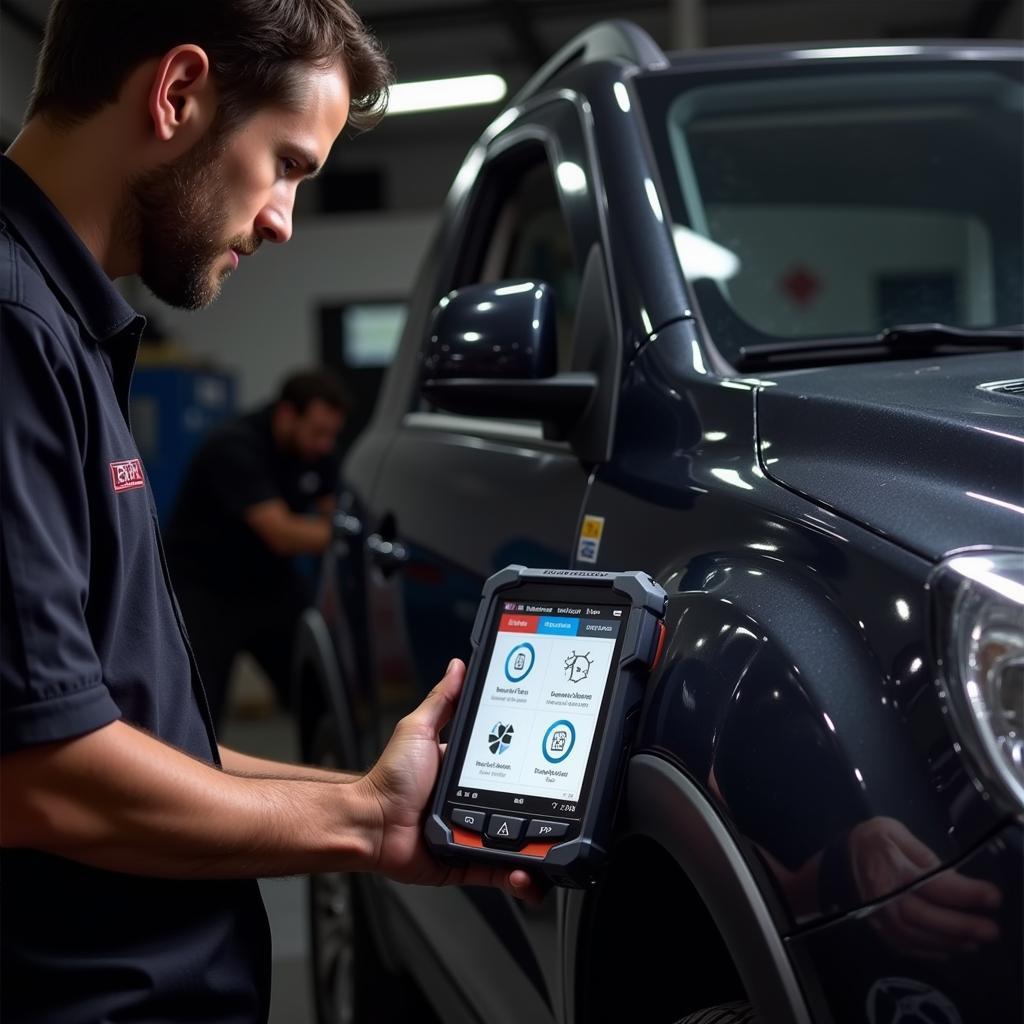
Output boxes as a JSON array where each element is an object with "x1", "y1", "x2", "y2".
[{"x1": 387, "y1": 74, "x2": 508, "y2": 115}]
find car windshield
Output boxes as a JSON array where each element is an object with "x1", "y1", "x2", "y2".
[{"x1": 637, "y1": 58, "x2": 1024, "y2": 365}]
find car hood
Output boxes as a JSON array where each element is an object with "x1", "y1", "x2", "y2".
[{"x1": 756, "y1": 351, "x2": 1024, "y2": 561}]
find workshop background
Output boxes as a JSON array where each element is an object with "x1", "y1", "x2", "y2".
[{"x1": 2, "y1": 2, "x2": 1021, "y2": 1021}]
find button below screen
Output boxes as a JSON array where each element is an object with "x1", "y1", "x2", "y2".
[
  {"x1": 451, "y1": 807, "x2": 485, "y2": 833},
  {"x1": 525, "y1": 819, "x2": 569, "y2": 840},
  {"x1": 486, "y1": 815, "x2": 526, "y2": 841}
]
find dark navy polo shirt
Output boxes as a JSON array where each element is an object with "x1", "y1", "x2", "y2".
[
  {"x1": 166, "y1": 405, "x2": 337, "y2": 597},
  {"x1": 0, "y1": 156, "x2": 271, "y2": 1023}
]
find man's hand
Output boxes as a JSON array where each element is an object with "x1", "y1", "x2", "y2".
[
  {"x1": 244, "y1": 497, "x2": 332, "y2": 555},
  {"x1": 849, "y1": 817, "x2": 1002, "y2": 959},
  {"x1": 0, "y1": 664, "x2": 541, "y2": 898},
  {"x1": 358, "y1": 659, "x2": 542, "y2": 903}
]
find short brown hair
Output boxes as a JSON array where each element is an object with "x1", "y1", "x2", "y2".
[
  {"x1": 28, "y1": 0, "x2": 393, "y2": 133},
  {"x1": 278, "y1": 370, "x2": 351, "y2": 416}
]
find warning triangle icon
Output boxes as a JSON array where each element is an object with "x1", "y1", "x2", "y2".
[{"x1": 497, "y1": 822, "x2": 510, "y2": 837}]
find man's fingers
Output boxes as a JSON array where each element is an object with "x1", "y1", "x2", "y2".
[
  {"x1": 406, "y1": 659, "x2": 466, "y2": 735},
  {"x1": 507, "y1": 869, "x2": 546, "y2": 905},
  {"x1": 888, "y1": 823, "x2": 942, "y2": 872},
  {"x1": 897, "y1": 892, "x2": 1000, "y2": 945},
  {"x1": 917, "y1": 869, "x2": 1002, "y2": 911},
  {"x1": 453, "y1": 863, "x2": 546, "y2": 904},
  {"x1": 874, "y1": 905, "x2": 967, "y2": 957}
]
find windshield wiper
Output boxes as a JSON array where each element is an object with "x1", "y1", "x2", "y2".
[
  {"x1": 878, "y1": 323, "x2": 1024, "y2": 347},
  {"x1": 736, "y1": 322, "x2": 1024, "y2": 371}
]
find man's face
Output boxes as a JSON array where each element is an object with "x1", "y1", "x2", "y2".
[
  {"x1": 131, "y1": 64, "x2": 350, "y2": 309},
  {"x1": 280, "y1": 398, "x2": 345, "y2": 462}
]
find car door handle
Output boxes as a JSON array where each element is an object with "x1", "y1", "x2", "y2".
[
  {"x1": 332, "y1": 512, "x2": 363, "y2": 541},
  {"x1": 366, "y1": 533, "x2": 409, "y2": 573}
]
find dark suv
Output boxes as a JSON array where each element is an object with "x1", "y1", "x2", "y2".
[{"x1": 295, "y1": 23, "x2": 1024, "y2": 1024}]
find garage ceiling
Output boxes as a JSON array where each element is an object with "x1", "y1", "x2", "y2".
[
  {"x1": 3, "y1": 0, "x2": 1020, "y2": 205},
  {"x1": 4, "y1": 1, "x2": 1019, "y2": 84}
]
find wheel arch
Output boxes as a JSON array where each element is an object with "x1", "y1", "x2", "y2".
[
  {"x1": 630, "y1": 753, "x2": 813, "y2": 1022},
  {"x1": 293, "y1": 606, "x2": 361, "y2": 772}
]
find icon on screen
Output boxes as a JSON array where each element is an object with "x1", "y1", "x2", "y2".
[
  {"x1": 564, "y1": 650, "x2": 593, "y2": 684},
  {"x1": 543, "y1": 719, "x2": 577, "y2": 764},
  {"x1": 612, "y1": 609, "x2": 623, "y2": 617},
  {"x1": 505, "y1": 642, "x2": 535, "y2": 682},
  {"x1": 488, "y1": 722, "x2": 515, "y2": 755}
]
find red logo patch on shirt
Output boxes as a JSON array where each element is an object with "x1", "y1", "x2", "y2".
[{"x1": 110, "y1": 459, "x2": 145, "y2": 493}]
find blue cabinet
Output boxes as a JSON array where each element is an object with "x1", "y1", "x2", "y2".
[{"x1": 130, "y1": 367, "x2": 236, "y2": 524}]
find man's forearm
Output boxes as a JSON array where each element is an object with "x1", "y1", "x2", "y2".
[
  {"x1": 0, "y1": 722, "x2": 382, "y2": 879},
  {"x1": 244, "y1": 498, "x2": 332, "y2": 555},
  {"x1": 219, "y1": 744, "x2": 362, "y2": 784},
  {"x1": 269, "y1": 512, "x2": 331, "y2": 555}
]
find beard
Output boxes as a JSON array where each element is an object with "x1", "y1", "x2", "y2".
[{"x1": 124, "y1": 131, "x2": 258, "y2": 310}]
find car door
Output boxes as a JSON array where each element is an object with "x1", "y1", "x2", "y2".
[{"x1": 361, "y1": 97, "x2": 616, "y2": 1024}]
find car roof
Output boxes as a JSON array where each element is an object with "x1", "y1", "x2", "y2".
[
  {"x1": 658, "y1": 39, "x2": 1024, "y2": 72},
  {"x1": 512, "y1": 23, "x2": 1022, "y2": 110}
]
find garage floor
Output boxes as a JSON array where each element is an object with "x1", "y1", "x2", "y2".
[{"x1": 221, "y1": 657, "x2": 316, "y2": 1024}]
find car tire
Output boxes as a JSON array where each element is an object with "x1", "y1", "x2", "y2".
[
  {"x1": 308, "y1": 714, "x2": 434, "y2": 1024},
  {"x1": 675, "y1": 1002, "x2": 757, "y2": 1024}
]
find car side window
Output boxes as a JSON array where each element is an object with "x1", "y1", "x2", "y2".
[{"x1": 460, "y1": 147, "x2": 582, "y2": 372}]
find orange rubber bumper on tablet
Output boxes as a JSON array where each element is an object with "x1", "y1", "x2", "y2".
[{"x1": 451, "y1": 827, "x2": 556, "y2": 859}]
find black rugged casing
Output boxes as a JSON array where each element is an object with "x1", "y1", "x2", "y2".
[{"x1": 424, "y1": 565, "x2": 667, "y2": 888}]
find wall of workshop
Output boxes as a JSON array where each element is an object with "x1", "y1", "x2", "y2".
[
  {"x1": 0, "y1": 12, "x2": 37, "y2": 143},
  {"x1": 141, "y1": 210, "x2": 439, "y2": 408}
]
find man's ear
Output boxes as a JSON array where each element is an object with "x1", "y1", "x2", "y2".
[{"x1": 147, "y1": 45, "x2": 214, "y2": 144}]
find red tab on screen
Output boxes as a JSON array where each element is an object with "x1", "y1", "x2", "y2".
[
  {"x1": 500, "y1": 614, "x2": 539, "y2": 633},
  {"x1": 110, "y1": 459, "x2": 145, "y2": 493}
]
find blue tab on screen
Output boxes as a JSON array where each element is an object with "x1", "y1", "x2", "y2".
[{"x1": 537, "y1": 616, "x2": 579, "y2": 636}]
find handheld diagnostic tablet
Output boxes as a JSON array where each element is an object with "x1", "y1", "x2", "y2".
[{"x1": 424, "y1": 566, "x2": 667, "y2": 888}]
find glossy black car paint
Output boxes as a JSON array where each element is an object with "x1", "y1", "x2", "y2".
[
  {"x1": 295, "y1": 30, "x2": 1024, "y2": 1024},
  {"x1": 424, "y1": 280, "x2": 559, "y2": 381}
]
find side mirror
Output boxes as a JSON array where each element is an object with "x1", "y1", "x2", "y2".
[
  {"x1": 422, "y1": 280, "x2": 557, "y2": 381},
  {"x1": 421, "y1": 279, "x2": 596, "y2": 429}
]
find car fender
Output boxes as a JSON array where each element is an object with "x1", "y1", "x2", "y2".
[{"x1": 637, "y1": 555, "x2": 955, "y2": 928}]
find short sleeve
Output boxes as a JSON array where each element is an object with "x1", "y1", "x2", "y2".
[
  {"x1": 200, "y1": 431, "x2": 280, "y2": 518},
  {"x1": 1, "y1": 305, "x2": 121, "y2": 753}
]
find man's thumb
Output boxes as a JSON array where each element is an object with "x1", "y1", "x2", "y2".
[{"x1": 412, "y1": 658, "x2": 465, "y2": 732}]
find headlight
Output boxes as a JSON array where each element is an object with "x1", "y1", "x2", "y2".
[{"x1": 934, "y1": 552, "x2": 1024, "y2": 815}]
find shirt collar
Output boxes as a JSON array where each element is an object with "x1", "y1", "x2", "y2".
[{"x1": 1, "y1": 155, "x2": 142, "y2": 345}]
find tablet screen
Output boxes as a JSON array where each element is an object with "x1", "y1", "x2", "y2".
[{"x1": 449, "y1": 588, "x2": 628, "y2": 820}]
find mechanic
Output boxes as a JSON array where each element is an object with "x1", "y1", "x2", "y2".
[
  {"x1": 166, "y1": 369, "x2": 349, "y2": 726},
  {"x1": 0, "y1": 3, "x2": 535, "y2": 1023}
]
